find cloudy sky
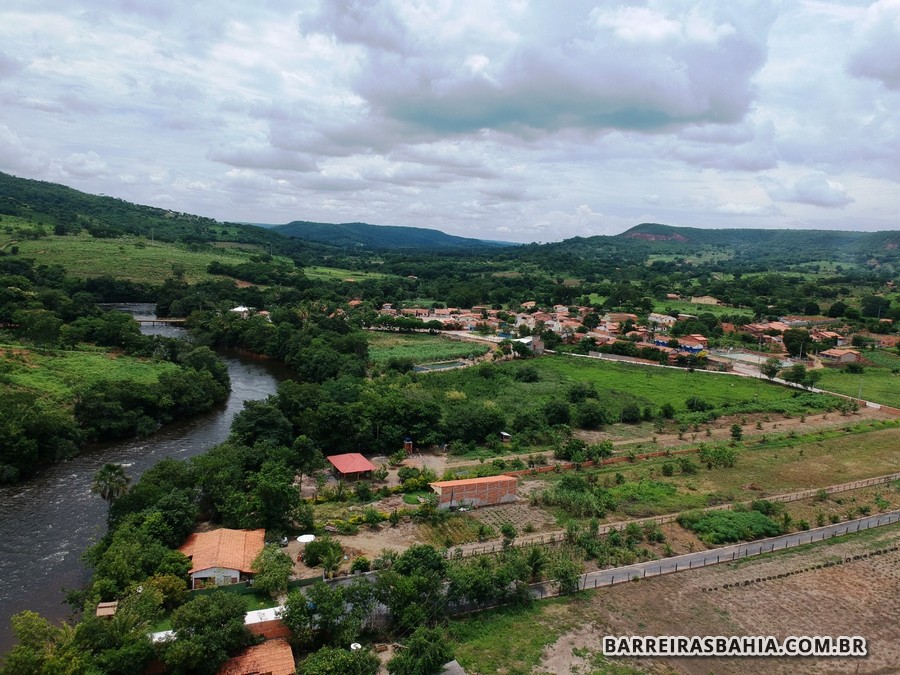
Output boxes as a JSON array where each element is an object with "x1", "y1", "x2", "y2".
[{"x1": 1, "y1": 0, "x2": 898, "y2": 243}]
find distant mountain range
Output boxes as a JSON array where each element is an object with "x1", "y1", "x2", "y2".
[
  {"x1": 269, "y1": 220, "x2": 513, "y2": 251},
  {"x1": 0, "y1": 171, "x2": 895, "y2": 264},
  {"x1": 615, "y1": 223, "x2": 899, "y2": 264}
]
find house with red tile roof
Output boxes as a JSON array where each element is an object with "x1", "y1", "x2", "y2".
[
  {"x1": 218, "y1": 638, "x2": 295, "y2": 675},
  {"x1": 820, "y1": 348, "x2": 861, "y2": 364},
  {"x1": 178, "y1": 528, "x2": 265, "y2": 590},
  {"x1": 327, "y1": 453, "x2": 376, "y2": 480}
]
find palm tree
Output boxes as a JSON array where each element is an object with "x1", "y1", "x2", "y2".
[
  {"x1": 524, "y1": 546, "x2": 547, "y2": 583},
  {"x1": 91, "y1": 463, "x2": 130, "y2": 506},
  {"x1": 321, "y1": 547, "x2": 343, "y2": 580}
]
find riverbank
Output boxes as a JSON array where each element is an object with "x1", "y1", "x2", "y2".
[{"x1": 0, "y1": 312, "x2": 291, "y2": 654}]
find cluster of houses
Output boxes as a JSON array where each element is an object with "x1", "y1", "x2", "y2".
[{"x1": 373, "y1": 300, "x2": 888, "y2": 365}]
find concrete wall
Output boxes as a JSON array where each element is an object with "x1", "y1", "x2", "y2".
[{"x1": 191, "y1": 567, "x2": 239, "y2": 589}]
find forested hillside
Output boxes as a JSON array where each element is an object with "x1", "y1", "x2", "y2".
[{"x1": 273, "y1": 220, "x2": 510, "y2": 250}]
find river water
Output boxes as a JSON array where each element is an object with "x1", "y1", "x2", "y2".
[{"x1": 0, "y1": 305, "x2": 290, "y2": 654}]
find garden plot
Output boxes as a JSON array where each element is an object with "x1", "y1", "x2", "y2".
[{"x1": 469, "y1": 502, "x2": 558, "y2": 533}]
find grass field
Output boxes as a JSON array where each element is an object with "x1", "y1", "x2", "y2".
[
  {"x1": 815, "y1": 351, "x2": 900, "y2": 408},
  {"x1": 13, "y1": 231, "x2": 251, "y2": 283},
  {"x1": 0, "y1": 344, "x2": 178, "y2": 402},
  {"x1": 303, "y1": 265, "x2": 393, "y2": 282},
  {"x1": 525, "y1": 423, "x2": 900, "y2": 524},
  {"x1": 368, "y1": 332, "x2": 489, "y2": 364},
  {"x1": 651, "y1": 298, "x2": 753, "y2": 319},
  {"x1": 420, "y1": 354, "x2": 836, "y2": 421}
]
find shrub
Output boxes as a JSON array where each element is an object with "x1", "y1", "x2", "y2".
[
  {"x1": 351, "y1": 557, "x2": 370, "y2": 573},
  {"x1": 661, "y1": 462, "x2": 674, "y2": 477},
  {"x1": 685, "y1": 396, "x2": 713, "y2": 412},
  {"x1": 620, "y1": 403, "x2": 642, "y2": 424},
  {"x1": 303, "y1": 537, "x2": 343, "y2": 567},
  {"x1": 677, "y1": 509, "x2": 782, "y2": 545},
  {"x1": 678, "y1": 457, "x2": 698, "y2": 475}
]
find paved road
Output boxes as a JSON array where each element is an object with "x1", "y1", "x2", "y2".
[{"x1": 530, "y1": 510, "x2": 900, "y2": 598}]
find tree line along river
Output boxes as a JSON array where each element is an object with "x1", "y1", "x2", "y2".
[{"x1": 0, "y1": 305, "x2": 291, "y2": 654}]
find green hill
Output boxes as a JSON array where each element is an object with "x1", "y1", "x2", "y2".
[
  {"x1": 617, "y1": 223, "x2": 900, "y2": 265},
  {"x1": 272, "y1": 220, "x2": 513, "y2": 251}
]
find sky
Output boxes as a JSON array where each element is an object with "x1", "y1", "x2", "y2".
[{"x1": 0, "y1": 0, "x2": 898, "y2": 243}]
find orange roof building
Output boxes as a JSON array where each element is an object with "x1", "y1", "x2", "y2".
[
  {"x1": 218, "y1": 638, "x2": 295, "y2": 675},
  {"x1": 430, "y1": 475, "x2": 518, "y2": 510},
  {"x1": 179, "y1": 528, "x2": 265, "y2": 590},
  {"x1": 327, "y1": 453, "x2": 376, "y2": 479}
]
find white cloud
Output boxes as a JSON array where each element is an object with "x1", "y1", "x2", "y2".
[
  {"x1": 764, "y1": 173, "x2": 854, "y2": 208},
  {"x1": 0, "y1": 0, "x2": 895, "y2": 241},
  {"x1": 847, "y1": 0, "x2": 900, "y2": 90},
  {"x1": 53, "y1": 151, "x2": 108, "y2": 178},
  {"x1": 715, "y1": 202, "x2": 781, "y2": 216}
]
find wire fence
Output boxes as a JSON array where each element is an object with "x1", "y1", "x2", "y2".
[{"x1": 448, "y1": 473, "x2": 900, "y2": 559}]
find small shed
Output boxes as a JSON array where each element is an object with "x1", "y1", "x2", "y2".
[
  {"x1": 430, "y1": 475, "x2": 518, "y2": 510},
  {"x1": 95, "y1": 601, "x2": 118, "y2": 618},
  {"x1": 499, "y1": 432, "x2": 512, "y2": 443},
  {"x1": 327, "y1": 452, "x2": 376, "y2": 480}
]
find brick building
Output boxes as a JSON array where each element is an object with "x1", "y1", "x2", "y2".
[{"x1": 430, "y1": 475, "x2": 518, "y2": 510}]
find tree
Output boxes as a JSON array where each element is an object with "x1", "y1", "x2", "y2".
[
  {"x1": 524, "y1": 546, "x2": 547, "y2": 583},
  {"x1": 321, "y1": 547, "x2": 343, "y2": 579},
  {"x1": 283, "y1": 580, "x2": 375, "y2": 650},
  {"x1": 1, "y1": 611, "x2": 86, "y2": 675},
  {"x1": 299, "y1": 646, "x2": 379, "y2": 675},
  {"x1": 91, "y1": 463, "x2": 130, "y2": 506},
  {"x1": 251, "y1": 544, "x2": 294, "y2": 598},
  {"x1": 550, "y1": 555, "x2": 582, "y2": 594},
  {"x1": 782, "y1": 328, "x2": 810, "y2": 358},
  {"x1": 860, "y1": 295, "x2": 890, "y2": 318},
  {"x1": 387, "y1": 626, "x2": 454, "y2": 675},
  {"x1": 575, "y1": 400, "x2": 607, "y2": 429},
  {"x1": 761, "y1": 356, "x2": 781, "y2": 380},
  {"x1": 162, "y1": 592, "x2": 255, "y2": 675},
  {"x1": 541, "y1": 399, "x2": 571, "y2": 426},
  {"x1": 730, "y1": 424, "x2": 743, "y2": 442}
]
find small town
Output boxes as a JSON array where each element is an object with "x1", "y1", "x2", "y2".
[{"x1": 2, "y1": 1, "x2": 900, "y2": 674}]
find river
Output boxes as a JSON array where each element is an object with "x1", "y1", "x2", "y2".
[{"x1": 0, "y1": 305, "x2": 291, "y2": 654}]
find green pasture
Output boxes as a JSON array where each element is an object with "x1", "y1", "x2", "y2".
[
  {"x1": 815, "y1": 364, "x2": 900, "y2": 409},
  {"x1": 0, "y1": 344, "x2": 178, "y2": 402},
  {"x1": 368, "y1": 331, "x2": 489, "y2": 364},
  {"x1": 420, "y1": 354, "x2": 834, "y2": 420},
  {"x1": 13, "y1": 232, "x2": 249, "y2": 283},
  {"x1": 302, "y1": 266, "x2": 392, "y2": 282},
  {"x1": 651, "y1": 299, "x2": 753, "y2": 319}
]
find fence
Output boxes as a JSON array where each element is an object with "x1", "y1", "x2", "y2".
[
  {"x1": 448, "y1": 472, "x2": 900, "y2": 559},
  {"x1": 484, "y1": 510, "x2": 900, "y2": 606}
]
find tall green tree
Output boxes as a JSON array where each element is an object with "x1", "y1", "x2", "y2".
[{"x1": 161, "y1": 592, "x2": 255, "y2": 675}]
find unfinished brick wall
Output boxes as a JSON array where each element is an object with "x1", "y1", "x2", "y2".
[{"x1": 432, "y1": 476, "x2": 518, "y2": 509}]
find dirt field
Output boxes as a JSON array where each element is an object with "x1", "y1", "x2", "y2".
[{"x1": 527, "y1": 525, "x2": 900, "y2": 675}]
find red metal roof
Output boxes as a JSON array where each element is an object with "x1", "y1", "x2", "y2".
[{"x1": 327, "y1": 452, "x2": 376, "y2": 475}]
